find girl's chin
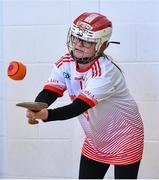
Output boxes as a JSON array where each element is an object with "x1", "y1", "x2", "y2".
[
  {"x1": 73, "y1": 50, "x2": 93, "y2": 58},
  {"x1": 73, "y1": 52, "x2": 84, "y2": 58},
  {"x1": 73, "y1": 51, "x2": 89, "y2": 58}
]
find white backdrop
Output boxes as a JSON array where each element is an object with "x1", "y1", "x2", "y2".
[
  {"x1": 0, "y1": 0, "x2": 5, "y2": 177},
  {"x1": 0, "y1": 0, "x2": 159, "y2": 178}
]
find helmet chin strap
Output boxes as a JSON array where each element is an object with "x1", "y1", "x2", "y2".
[{"x1": 70, "y1": 51, "x2": 96, "y2": 64}]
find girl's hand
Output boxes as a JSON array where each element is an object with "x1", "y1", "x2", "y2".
[{"x1": 26, "y1": 108, "x2": 48, "y2": 121}]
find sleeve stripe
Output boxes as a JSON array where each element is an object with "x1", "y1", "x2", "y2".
[
  {"x1": 77, "y1": 94, "x2": 96, "y2": 107},
  {"x1": 43, "y1": 85, "x2": 65, "y2": 96}
]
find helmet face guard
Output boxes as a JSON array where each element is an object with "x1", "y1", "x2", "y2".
[{"x1": 67, "y1": 12, "x2": 112, "y2": 64}]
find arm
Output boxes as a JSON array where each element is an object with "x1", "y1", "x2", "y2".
[
  {"x1": 35, "y1": 89, "x2": 61, "y2": 106},
  {"x1": 44, "y1": 98, "x2": 91, "y2": 122}
]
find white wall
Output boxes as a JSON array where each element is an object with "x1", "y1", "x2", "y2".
[
  {"x1": 1, "y1": 0, "x2": 159, "y2": 178},
  {"x1": 0, "y1": 0, "x2": 5, "y2": 178}
]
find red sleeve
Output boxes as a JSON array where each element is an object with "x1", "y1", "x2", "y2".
[
  {"x1": 77, "y1": 93, "x2": 96, "y2": 108},
  {"x1": 43, "y1": 85, "x2": 66, "y2": 96}
]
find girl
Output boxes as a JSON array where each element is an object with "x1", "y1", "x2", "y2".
[{"x1": 26, "y1": 12, "x2": 144, "y2": 179}]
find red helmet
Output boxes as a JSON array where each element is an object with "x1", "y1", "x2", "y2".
[{"x1": 67, "y1": 12, "x2": 112, "y2": 63}]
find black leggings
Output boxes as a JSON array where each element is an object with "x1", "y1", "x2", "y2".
[{"x1": 79, "y1": 155, "x2": 141, "y2": 179}]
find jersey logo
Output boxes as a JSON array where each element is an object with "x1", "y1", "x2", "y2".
[
  {"x1": 63, "y1": 72, "x2": 71, "y2": 80},
  {"x1": 69, "y1": 95, "x2": 76, "y2": 101},
  {"x1": 74, "y1": 77, "x2": 84, "y2": 81},
  {"x1": 47, "y1": 78, "x2": 59, "y2": 84}
]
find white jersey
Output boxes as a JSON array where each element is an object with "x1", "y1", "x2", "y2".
[{"x1": 44, "y1": 53, "x2": 144, "y2": 165}]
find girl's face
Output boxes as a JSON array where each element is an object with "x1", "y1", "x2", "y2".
[{"x1": 71, "y1": 35, "x2": 96, "y2": 59}]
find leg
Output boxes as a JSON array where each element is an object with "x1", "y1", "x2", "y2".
[
  {"x1": 79, "y1": 155, "x2": 110, "y2": 179},
  {"x1": 115, "y1": 161, "x2": 141, "y2": 179}
]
